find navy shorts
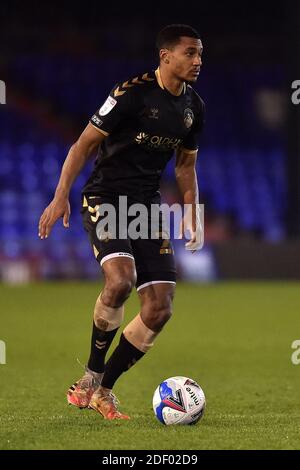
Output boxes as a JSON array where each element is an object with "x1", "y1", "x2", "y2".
[{"x1": 81, "y1": 194, "x2": 176, "y2": 291}]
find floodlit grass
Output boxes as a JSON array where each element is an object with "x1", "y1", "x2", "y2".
[{"x1": 0, "y1": 281, "x2": 300, "y2": 449}]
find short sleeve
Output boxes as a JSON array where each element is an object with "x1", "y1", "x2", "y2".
[
  {"x1": 90, "y1": 82, "x2": 134, "y2": 135},
  {"x1": 181, "y1": 99, "x2": 206, "y2": 151}
]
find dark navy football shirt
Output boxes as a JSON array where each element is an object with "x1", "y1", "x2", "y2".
[{"x1": 83, "y1": 68, "x2": 205, "y2": 202}]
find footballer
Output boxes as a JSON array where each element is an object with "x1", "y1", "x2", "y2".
[{"x1": 39, "y1": 24, "x2": 205, "y2": 419}]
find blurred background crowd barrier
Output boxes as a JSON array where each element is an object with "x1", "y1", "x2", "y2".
[{"x1": 0, "y1": 1, "x2": 299, "y2": 282}]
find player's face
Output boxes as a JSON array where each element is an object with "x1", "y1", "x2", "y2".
[{"x1": 168, "y1": 37, "x2": 203, "y2": 83}]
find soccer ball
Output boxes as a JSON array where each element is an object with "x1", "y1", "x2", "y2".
[{"x1": 153, "y1": 376, "x2": 206, "y2": 425}]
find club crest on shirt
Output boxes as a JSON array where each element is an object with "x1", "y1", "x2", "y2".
[
  {"x1": 184, "y1": 108, "x2": 194, "y2": 128},
  {"x1": 99, "y1": 96, "x2": 117, "y2": 116}
]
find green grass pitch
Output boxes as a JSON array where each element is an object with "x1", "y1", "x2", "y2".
[{"x1": 0, "y1": 281, "x2": 300, "y2": 450}]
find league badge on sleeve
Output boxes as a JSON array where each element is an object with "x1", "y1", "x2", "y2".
[{"x1": 99, "y1": 96, "x2": 117, "y2": 116}]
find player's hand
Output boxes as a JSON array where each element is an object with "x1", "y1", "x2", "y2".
[
  {"x1": 38, "y1": 196, "x2": 71, "y2": 239},
  {"x1": 178, "y1": 205, "x2": 203, "y2": 253}
]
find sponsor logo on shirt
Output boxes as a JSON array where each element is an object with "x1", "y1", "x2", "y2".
[{"x1": 135, "y1": 132, "x2": 182, "y2": 150}]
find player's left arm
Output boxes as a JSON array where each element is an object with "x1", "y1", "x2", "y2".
[
  {"x1": 175, "y1": 147, "x2": 203, "y2": 251},
  {"x1": 175, "y1": 97, "x2": 205, "y2": 251}
]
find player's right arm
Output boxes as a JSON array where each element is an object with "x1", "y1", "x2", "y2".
[
  {"x1": 39, "y1": 78, "x2": 136, "y2": 239},
  {"x1": 38, "y1": 123, "x2": 106, "y2": 239}
]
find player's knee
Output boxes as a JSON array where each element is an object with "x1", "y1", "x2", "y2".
[
  {"x1": 143, "y1": 300, "x2": 173, "y2": 331},
  {"x1": 116, "y1": 276, "x2": 135, "y2": 299},
  {"x1": 155, "y1": 304, "x2": 173, "y2": 329},
  {"x1": 104, "y1": 274, "x2": 136, "y2": 306}
]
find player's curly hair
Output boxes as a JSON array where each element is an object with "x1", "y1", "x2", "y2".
[{"x1": 156, "y1": 24, "x2": 201, "y2": 51}]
